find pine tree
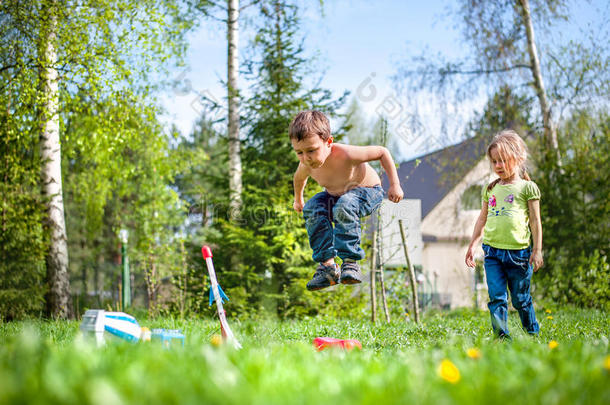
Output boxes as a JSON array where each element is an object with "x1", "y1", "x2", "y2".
[{"x1": 205, "y1": 0, "x2": 348, "y2": 317}]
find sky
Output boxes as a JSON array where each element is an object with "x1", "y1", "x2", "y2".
[{"x1": 161, "y1": 0, "x2": 608, "y2": 161}]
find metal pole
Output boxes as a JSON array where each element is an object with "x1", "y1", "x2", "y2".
[
  {"x1": 398, "y1": 219, "x2": 420, "y2": 323},
  {"x1": 120, "y1": 229, "x2": 131, "y2": 309}
]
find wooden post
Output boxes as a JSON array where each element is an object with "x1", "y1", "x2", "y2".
[
  {"x1": 377, "y1": 211, "x2": 390, "y2": 323},
  {"x1": 370, "y1": 228, "x2": 378, "y2": 323},
  {"x1": 399, "y1": 219, "x2": 420, "y2": 323}
]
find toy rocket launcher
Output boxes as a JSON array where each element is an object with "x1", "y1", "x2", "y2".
[
  {"x1": 202, "y1": 245, "x2": 242, "y2": 349},
  {"x1": 313, "y1": 337, "x2": 362, "y2": 351}
]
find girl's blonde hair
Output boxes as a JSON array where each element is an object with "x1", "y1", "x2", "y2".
[{"x1": 486, "y1": 129, "x2": 531, "y2": 191}]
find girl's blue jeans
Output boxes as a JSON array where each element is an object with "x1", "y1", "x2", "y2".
[
  {"x1": 303, "y1": 185, "x2": 384, "y2": 263},
  {"x1": 482, "y1": 244, "x2": 540, "y2": 337}
]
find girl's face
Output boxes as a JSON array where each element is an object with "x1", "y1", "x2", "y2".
[{"x1": 489, "y1": 147, "x2": 517, "y2": 181}]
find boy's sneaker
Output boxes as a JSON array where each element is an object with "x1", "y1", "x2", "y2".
[
  {"x1": 306, "y1": 263, "x2": 340, "y2": 291},
  {"x1": 340, "y1": 261, "x2": 363, "y2": 284}
]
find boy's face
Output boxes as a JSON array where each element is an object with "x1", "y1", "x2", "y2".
[{"x1": 291, "y1": 135, "x2": 333, "y2": 169}]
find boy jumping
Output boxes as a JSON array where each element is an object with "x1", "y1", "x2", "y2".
[{"x1": 290, "y1": 110, "x2": 404, "y2": 291}]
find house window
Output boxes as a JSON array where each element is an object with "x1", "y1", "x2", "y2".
[{"x1": 461, "y1": 184, "x2": 482, "y2": 211}]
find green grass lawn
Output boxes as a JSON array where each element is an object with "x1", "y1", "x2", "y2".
[{"x1": 1, "y1": 308, "x2": 609, "y2": 405}]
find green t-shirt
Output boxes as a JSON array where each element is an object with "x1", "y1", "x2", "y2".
[{"x1": 481, "y1": 179, "x2": 541, "y2": 250}]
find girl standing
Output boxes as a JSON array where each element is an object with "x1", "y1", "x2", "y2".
[{"x1": 465, "y1": 130, "x2": 543, "y2": 338}]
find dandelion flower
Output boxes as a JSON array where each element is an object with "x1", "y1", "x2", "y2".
[
  {"x1": 546, "y1": 315, "x2": 553, "y2": 320},
  {"x1": 545, "y1": 309, "x2": 552, "y2": 314},
  {"x1": 603, "y1": 355, "x2": 610, "y2": 371},
  {"x1": 548, "y1": 340, "x2": 559, "y2": 349},
  {"x1": 210, "y1": 334, "x2": 223, "y2": 347},
  {"x1": 437, "y1": 359, "x2": 461, "y2": 384},
  {"x1": 466, "y1": 348, "x2": 482, "y2": 360}
]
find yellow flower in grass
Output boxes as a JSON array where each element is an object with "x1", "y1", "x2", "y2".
[
  {"x1": 437, "y1": 359, "x2": 461, "y2": 384},
  {"x1": 545, "y1": 309, "x2": 552, "y2": 314},
  {"x1": 548, "y1": 340, "x2": 559, "y2": 349},
  {"x1": 210, "y1": 334, "x2": 223, "y2": 347},
  {"x1": 546, "y1": 315, "x2": 554, "y2": 320},
  {"x1": 466, "y1": 348, "x2": 482, "y2": 360},
  {"x1": 603, "y1": 355, "x2": 610, "y2": 371}
]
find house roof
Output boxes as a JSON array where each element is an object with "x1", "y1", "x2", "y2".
[{"x1": 382, "y1": 136, "x2": 488, "y2": 218}]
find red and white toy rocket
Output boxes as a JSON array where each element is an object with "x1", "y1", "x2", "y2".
[{"x1": 202, "y1": 245, "x2": 242, "y2": 349}]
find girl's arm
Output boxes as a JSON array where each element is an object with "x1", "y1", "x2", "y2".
[
  {"x1": 465, "y1": 203, "x2": 488, "y2": 268},
  {"x1": 346, "y1": 145, "x2": 403, "y2": 202},
  {"x1": 293, "y1": 163, "x2": 310, "y2": 213},
  {"x1": 528, "y1": 199, "x2": 543, "y2": 272}
]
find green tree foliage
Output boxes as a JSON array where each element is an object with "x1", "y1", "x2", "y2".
[
  {"x1": 344, "y1": 98, "x2": 373, "y2": 145},
  {"x1": 1, "y1": 0, "x2": 196, "y2": 318},
  {"x1": 62, "y1": 94, "x2": 187, "y2": 315},
  {"x1": 190, "y1": 0, "x2": 355, "y2": 318},
  {"x1": 1, "y1": 1, "x2": 49, "y2": 319},
  {"x1": 342, "y1": 99, "x2": 400, "y2": 163},
  {"x1": 433, "y1": 86, "x2": 534, "y2": 189},
  {"x1": 170, "y1": 115, "x2": 228, "y2": 316},
  {"x1": 395, "y1": 0, "x2": 609, "y2": 156},
  {"x1": 534, "y1": 111, "x2": 610, "y2": 310}
]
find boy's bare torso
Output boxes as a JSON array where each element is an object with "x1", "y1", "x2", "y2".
[{"x1": 308, "y1": 144, "x2": 381, "y2": 196}]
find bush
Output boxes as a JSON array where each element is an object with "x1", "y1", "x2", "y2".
[
  {"x1": 543, "y1": 250, "x2": 609, "y2": 311},
  {"x1": 534, "y1": 110, "x2": 609, "y2": 309}
]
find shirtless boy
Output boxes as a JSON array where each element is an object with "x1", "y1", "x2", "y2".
[{"x1": 290, "y1": 110, "x2": 404, "y2": 291}]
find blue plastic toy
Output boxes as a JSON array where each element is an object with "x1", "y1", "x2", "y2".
[{"x1": 151, "y1": 329, "x2": 185, "y2": 348}]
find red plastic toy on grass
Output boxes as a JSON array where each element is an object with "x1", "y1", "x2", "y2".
[{"x1": 313, "y1": 337, "x2": 362, "y2": 351}]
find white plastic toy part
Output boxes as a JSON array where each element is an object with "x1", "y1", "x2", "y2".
[
  {"x1": 103, "y1": 312, "x2": 141, "y2": 342},
  {"x1": 80, "y1": 309, "x2": 106, "y2": 345},
  {"x1": 80, "y1": 310, "x2": 142, "y2": 345}
]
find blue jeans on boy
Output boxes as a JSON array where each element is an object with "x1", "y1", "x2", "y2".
[
  {"x1": 303, "y1": 185, "x2": 384, "y2": 263},
  {"x1": 482, "y1": 244, "x2": 540, "y2": 337}
]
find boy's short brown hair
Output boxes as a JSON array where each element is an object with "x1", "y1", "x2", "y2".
[{"x1": 289, "y1": 110, "x2": 331, "y2": 141}]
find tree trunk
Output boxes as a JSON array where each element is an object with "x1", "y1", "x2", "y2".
[
  {"x1": 40, "y1": 2, "x2": 72, "y2": 319},
  {"x1": 517, "y1": 0, "x2": 560, "y2": 159},
  {"x1": 227, "y1": 0, "x2": 242, "y2": 217},
  {"x1": 145, "y1": 255, "x2": 158, "y2": 316}
]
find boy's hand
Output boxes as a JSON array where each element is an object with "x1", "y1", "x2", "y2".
[
  {"x1": 387, "y1": 184, "x2": 404, "y2": 203},
  {"x1": 529, "y1": 250, "x2": 543, "y2": 272},
  {"x1": 293, "y1": 199, "x2": 304, "y2": 213}
]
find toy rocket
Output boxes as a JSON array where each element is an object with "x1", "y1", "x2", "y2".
[{"x1": 202, "y1": 245, "x2": 242, "y2": 349}]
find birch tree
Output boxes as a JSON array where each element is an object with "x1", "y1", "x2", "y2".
[
  {"x1": 39, "y1": 1, "x2": 71, "y2": 318},
  {"x1": 1, "y1": 0, "x2": 195, "y2": 318},
  {"x1": 193, "y1": 0, "x2": 248, "y2": 217},
  {"x1": 227, "y1": 0, "x2": 243, "y2": 216},
  {"x1": 395, "y1": 0, "x2": 609, "y2": 162},
  {"x1": 517, "y1": 0, "x2": 558, "y2": 152}
]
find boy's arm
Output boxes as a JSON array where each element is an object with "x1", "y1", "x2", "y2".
[
  {"x1": 347, "y1": 145, "x2": 403, "y2": 202},
  {"x1": 528, "y1": 199, "x2": 543, "y2": 272},
  {"x1": 465, "y1": 204, "x2": 488, "y2": 268},
  {"x1": 293, "y1": 163, "x2": 310, "y2": 213}
]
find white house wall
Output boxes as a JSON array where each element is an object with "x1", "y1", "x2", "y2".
[
  {"x1": 421, "y1": 241, "x2": 479, "y2": 307},
  {"x1": 378, "y1": 199, "x2": 423, "y2": 268},
  {"x1": 421, "y1": 158, "x2": 494, "y2": 308}
]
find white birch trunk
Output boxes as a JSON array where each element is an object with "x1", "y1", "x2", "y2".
[
  {"x1": 227, "y1": 0, "x2": 242, "y2": 216},
  {"x1": 517, "y1": 0, "x2": 560, "y2": 156},
  {"x1": 40, "y1": 3, "x2": 71, "y2": 319}
]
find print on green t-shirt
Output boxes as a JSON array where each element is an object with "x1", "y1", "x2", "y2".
[{"x1": 481, "y1": 179, "x2": 541, "y2": 250}]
